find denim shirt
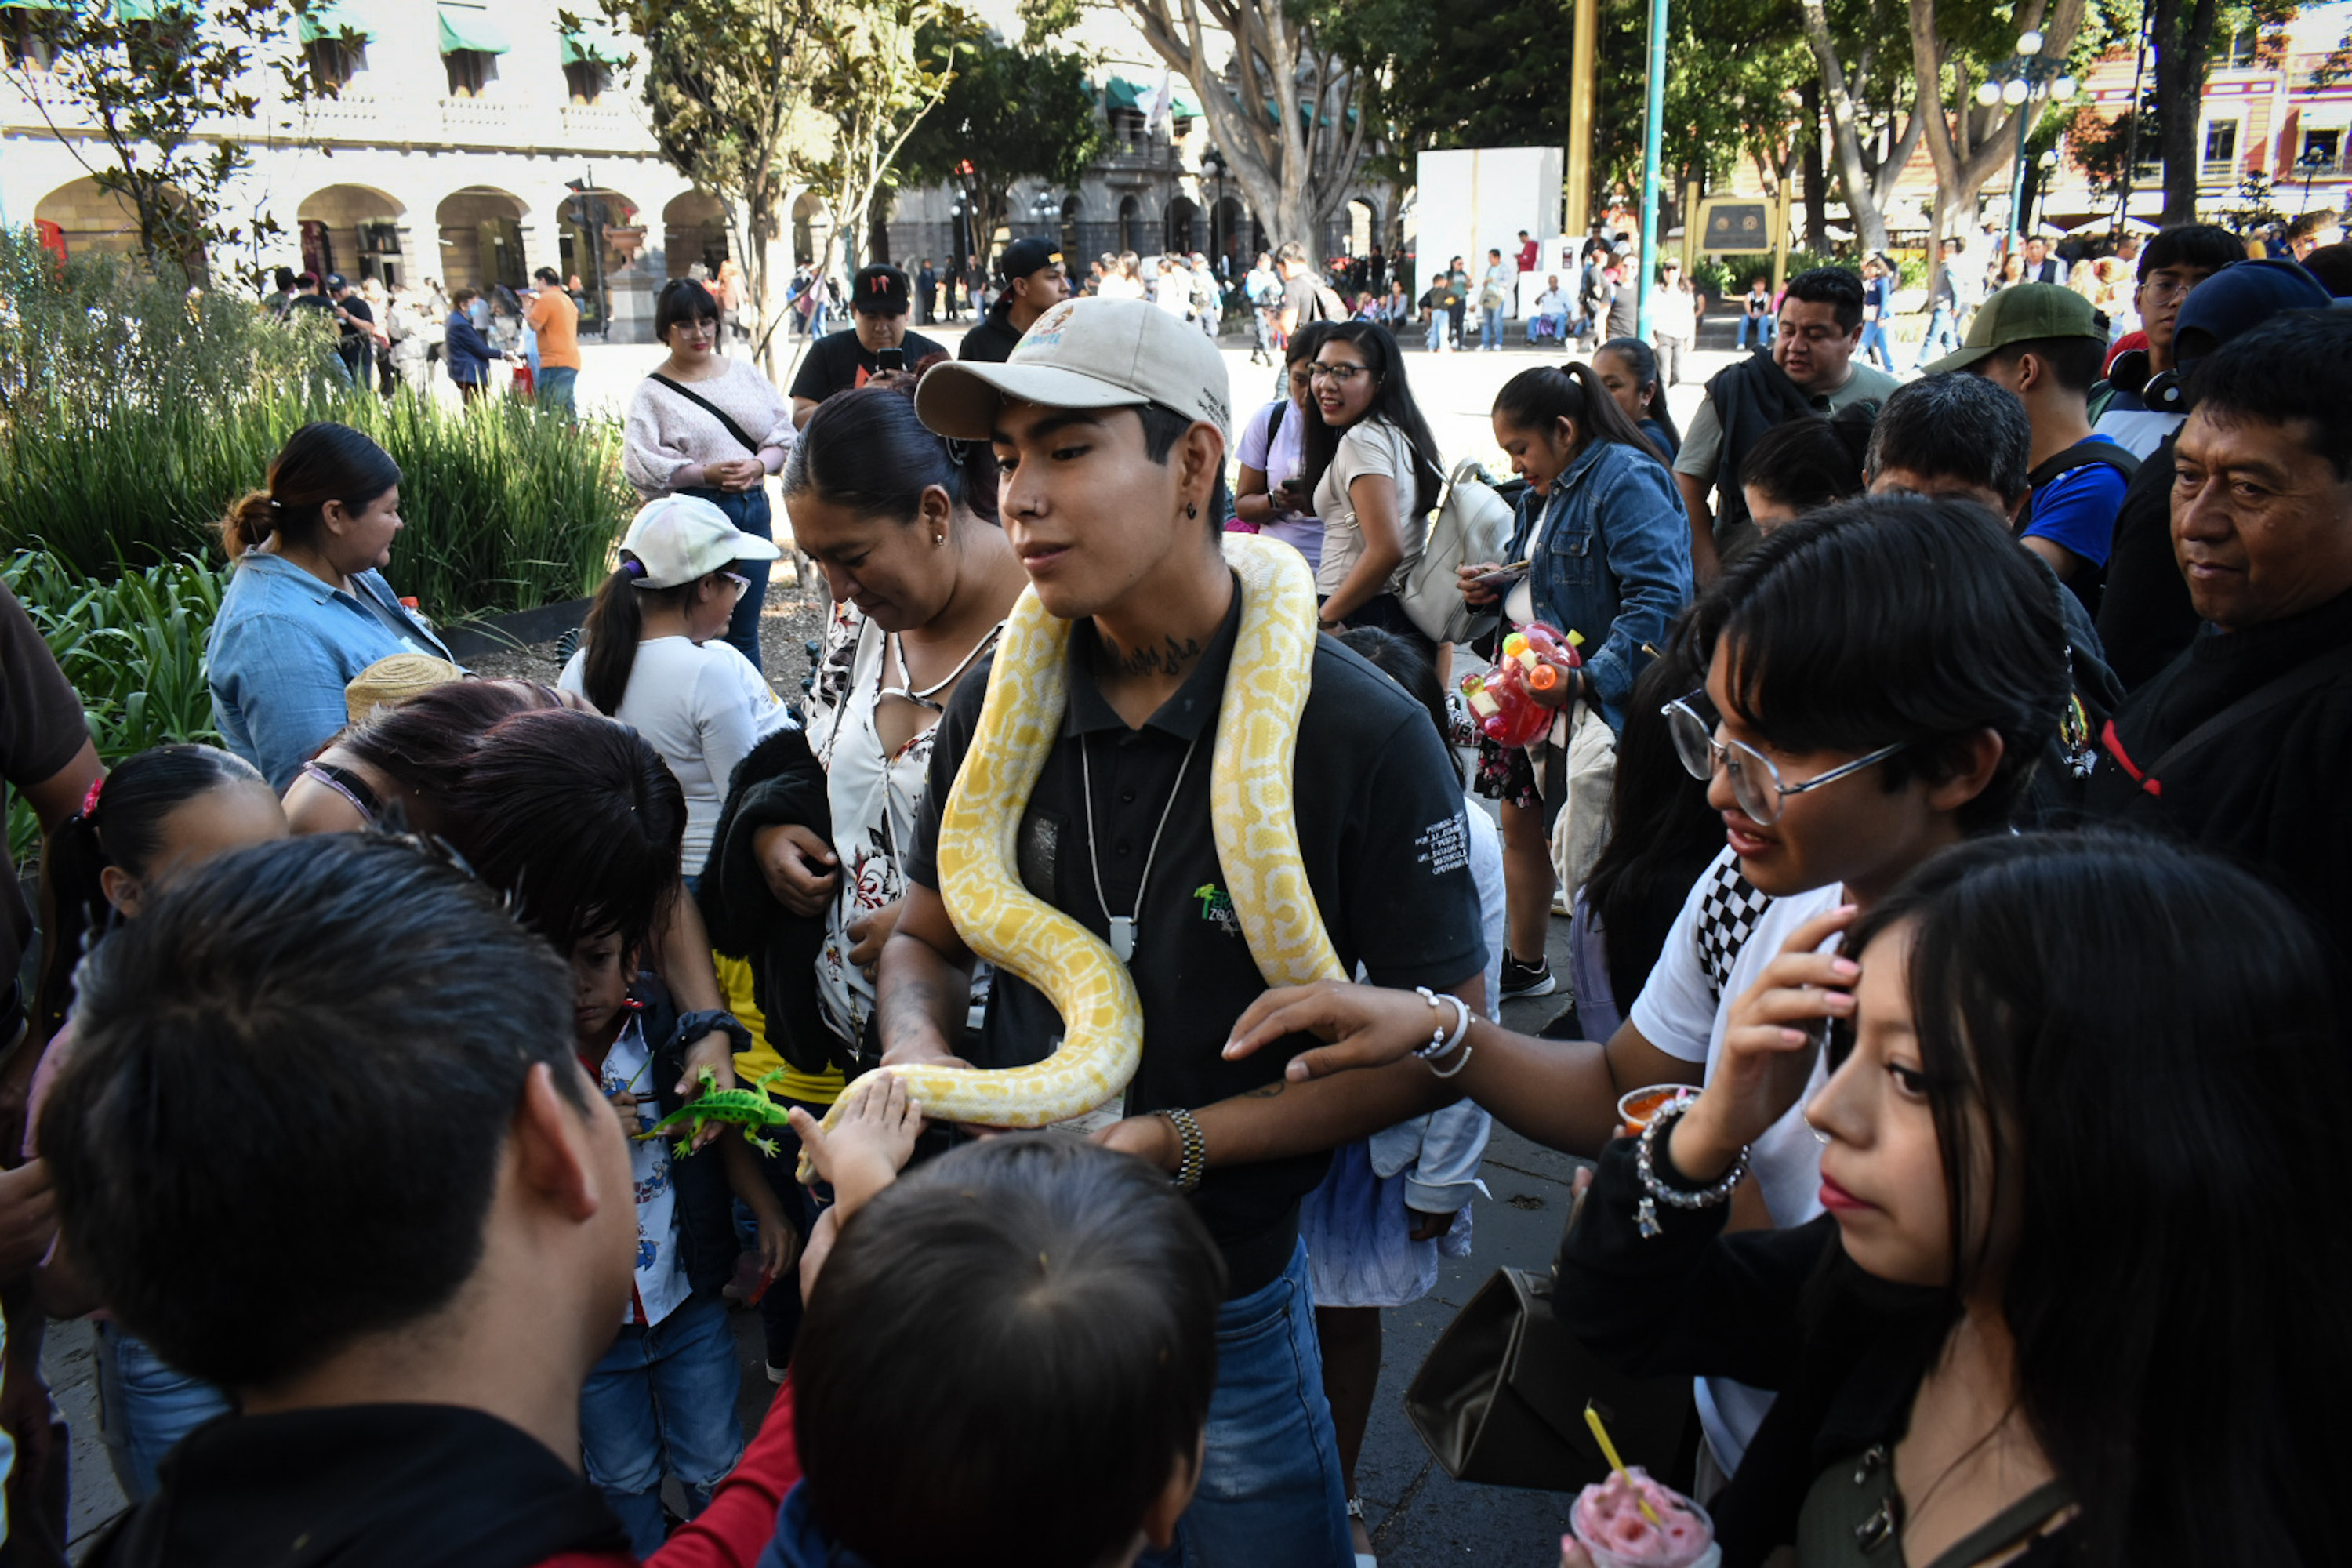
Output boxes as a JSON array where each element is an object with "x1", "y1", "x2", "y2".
[
  {"x1": 206, "y1": 550, "x2": 454, "y2": 790},
  {"x1": 1503, "y1": 438, "x2": 1693, "y2": 732}
]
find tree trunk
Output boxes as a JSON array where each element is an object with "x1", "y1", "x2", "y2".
[
  {"x1": 1802, "y1": 0, "x2": 1891, "y2": 255},
  {"x1": 2154, "y1": 0, "x2": 2219, "y2": 227},
  {"x1": 1911, "y1": 0, "x2": 2087, "y2": 234},
  {"x1": 1800, "y1": 79, "x2": 1831, "y2": 250}
]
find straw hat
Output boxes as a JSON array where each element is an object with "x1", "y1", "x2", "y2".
[{"x1": 344, "y1": 653, "x2": 463, "y2": 725}]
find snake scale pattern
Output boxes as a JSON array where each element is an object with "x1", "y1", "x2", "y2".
[{"x1": 796, "y1": 533, "x2": 1341, "y2": 1178}]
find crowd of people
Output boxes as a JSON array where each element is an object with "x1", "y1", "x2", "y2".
[{"x1": 0, "y1": 211, "x2": 2339, "y2": 1568}]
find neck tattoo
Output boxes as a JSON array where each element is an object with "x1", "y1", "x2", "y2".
[{"x1": 1106, "y1": 634, "x2": 1203, "y2": 679}]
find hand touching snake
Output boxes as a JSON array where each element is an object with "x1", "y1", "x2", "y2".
[{"x1": 796, "y1": 532, "x2": 1343, "y2": 1180}]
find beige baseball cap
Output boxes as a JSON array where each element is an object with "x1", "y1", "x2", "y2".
[
  {"x1": 915, "y1": 296, "x2": 1232, "y2": 445},
  {"x1": 620, "y1": 494, "x2": 782, "y2": 590}
]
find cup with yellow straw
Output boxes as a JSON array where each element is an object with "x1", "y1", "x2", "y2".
[{"x1": 1560, "y1": 1402, "x2": 1722, "y2": 1568}]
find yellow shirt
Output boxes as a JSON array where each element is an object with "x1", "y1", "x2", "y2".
[
  {"x1": 717, "y1": 953, "x2": 844, "y2": 1107},
  {"x1": 526, "y1": 287, "x2": 582, "y2": 370}
]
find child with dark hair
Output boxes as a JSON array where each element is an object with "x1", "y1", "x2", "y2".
[
  {"x1": 279, "y1": 676, "x2": 567, "y2": 835},
  {"x1": 26, "y1": 744, "x2": 286, "y2": 1501},
  {"x1": 39, "y1": 834, "x2": 807, "y2": 1566},
  {"x1": 1225, "y1": 494, "x2": 2070, "y2": 1485},
  {"x1": 1558, "y1": 833, "x2": 2347, "y2": 1567},
  {"x1": 440, "y1": 708, "x2": 793, "y2": 1553},
  {"x1": 778, "y1": 1094, "x2": 1223, "y2": 1568},
  {"x1": 1735, "y1": 409, "x2": 1871, "y2": 534}
]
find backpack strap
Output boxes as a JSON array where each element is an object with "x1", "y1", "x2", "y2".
[
  {"x1": 649, "y1": 373, "x2": 764, "y2": 457},
  {"x1": 2028, "y1": 438, "x2": 2141, "y2": 491},
  {"x1": 2102, "y1": 642, "x2": 2352, "y2": 798}
]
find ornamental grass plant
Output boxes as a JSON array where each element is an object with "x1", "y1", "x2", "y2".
[{"x1": 0, "y1": 229, "x2": 631, "y2": 625}]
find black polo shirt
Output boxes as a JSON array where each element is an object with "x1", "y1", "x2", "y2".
[
  {"x1": 904, "y1": 583, "x2": 1486, "y2": 1293},
  {"x1": 788, "y1": 326, "x2": 949, "y2": 404}
]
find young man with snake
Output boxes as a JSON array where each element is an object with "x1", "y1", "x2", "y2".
[{"x1": 878, "y1": 297, "x2": 1488, "y2": 1568}]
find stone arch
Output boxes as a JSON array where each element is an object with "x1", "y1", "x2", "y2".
[
  {"x1": 1345, "y1": 197, "x2": 1378, "y2": 257},
  {"x1": 1211, "y1": 195, "x2": 1247, "y2": 271},
  {"x1": 1058, "y1": 194, "x2": 1083, "y2": 260},
  {"x1": 1117, "y1": 194, "x2": 1142, "y2": 255},
  {"x1": 33, "y1": 175, "x2": 185, "y2": 263},
  {"x1": 792, "y1": 191, "x2": 833, "y2": 272},
  {"x1": 297, "y1": 183, "x2": 408, "y2": 286},
  {"x1": 1164, "y1": 195, "x2": 1200, "y2": 256},
  {"x1": 664, "y1": 189, "x2": 729, "y2": 281},
  {"x1": 435, "y1": 186, "x2": 528, "y2": 295}
]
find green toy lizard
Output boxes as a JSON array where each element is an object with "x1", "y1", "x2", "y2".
[{"x1": 636, "y1": 1066, "x2": 791, "y2": 1156}]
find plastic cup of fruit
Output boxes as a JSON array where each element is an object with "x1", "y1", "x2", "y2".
[
  {"x1": 1565, "y1": 1468, "x2": 1720, "y2": 1568},
  {"x1": 1616, "y1": 1084, "x2": 1696, "y2": 1135}
]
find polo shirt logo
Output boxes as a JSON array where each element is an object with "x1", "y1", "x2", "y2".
[{"x1": 1192, "y1": 882, "x2": 1242, "y2": 938}]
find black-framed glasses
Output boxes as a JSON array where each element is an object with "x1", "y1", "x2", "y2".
[
  {"x1": 1661, "y1": 691, "x2": 1907, "y2": 826},
  {"x1": 1308, "y1": 363, "x2": 1369, "y2": 383}
]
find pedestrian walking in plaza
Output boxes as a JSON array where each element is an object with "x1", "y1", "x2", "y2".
[
  {"x1": 1650, "y1": 257, "x2": 1699, "y2": 387},
  {"x1": 1915, "y1": 236, "x2": 1965, "y2": 367},
  {"x1": 527, "y1": 267, "x2": 582, "y2": 418},
  {"x1": 1479, "y1": 249, "x2": 1512, "y2": 350},
  {"x1": 958, "y1": 238, "x2": 1068, "y2": 363}
]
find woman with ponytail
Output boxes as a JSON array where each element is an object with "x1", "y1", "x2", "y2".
[
  {"x1": 695, "y1": 372, "x2": 1024, "y2": 1377},
  {"x1": 1594, "y1": 336, "x2": 1683, "y2": 461},
  {"x1": 205, "y1": 423, "x2": 455, "y2": 791},
  {"x1": 558, "y1": 494, "x2": 795, "y2": 884},
  {"x1": 1459, "y1": 362, "x2": 1693, "y2": 1000},
  {"x1": 27, "y1": 743, "x2": 285, "y2": 1501}
]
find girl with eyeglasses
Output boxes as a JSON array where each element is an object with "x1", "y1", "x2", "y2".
[
  {"x1": 1298, "y1": 321, "x2": 1447, "y2": 645},
  {"x1": 1555, "y1": 832, "x2": 2345, "y2": 1568}
]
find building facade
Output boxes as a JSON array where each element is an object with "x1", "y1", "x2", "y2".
[{"x1": 0, "y1": 0, "x2": 834, "y2": 341}]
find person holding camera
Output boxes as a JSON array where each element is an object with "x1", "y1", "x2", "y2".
[
  {"x1": 788, "y1": 264, "x2": 948, "y2": 428},
  {"x1": 622, "y1": 279, "x2": 796, "y2": 672}
]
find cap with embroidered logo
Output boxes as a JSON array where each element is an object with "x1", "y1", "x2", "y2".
[
  {"x1": 996, "y1": 237, "x2": 1065, "y2": 284},
  {"x1": 913, "y1": 296, "x2": 1231, "y2": 445},
  {"x1": 851, "y1": 264, "x2": 910, "y2": 316}
]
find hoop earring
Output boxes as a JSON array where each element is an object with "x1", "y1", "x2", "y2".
[{"x1": 1185, "y1": 502, "x2": 1198, "y2": 520}]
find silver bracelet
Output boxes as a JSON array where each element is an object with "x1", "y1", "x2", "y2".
[
  {"x1": 1411, "y1": 985, "x2": 1472, "y2": 1062},
  {"x1": 1633, "y1": 1096, "x2": 1749, "y2": 1240}
]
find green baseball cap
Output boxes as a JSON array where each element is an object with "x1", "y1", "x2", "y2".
[{"x1": 1924, "y1": 282, "x2": 2106, "y2": 374}]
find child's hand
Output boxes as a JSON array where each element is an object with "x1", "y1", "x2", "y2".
[
  {"x1": 789, "y1": 1072, "x2": 922, "y2": 1220},
  {"x1": 607, "y1": 1091, "x2": 641, "y2": 1136},
  {"x1": 753, "y1": 1213, "x2": 800, "y2": 1293}
]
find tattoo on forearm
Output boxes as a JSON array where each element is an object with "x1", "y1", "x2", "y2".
[
  {"x1": 1242, "y1": 1080, "x2": 1287, "y2": 1099},
  {"x1": 1105, "y1": 634, "x2": 1204, "y2": 677}
]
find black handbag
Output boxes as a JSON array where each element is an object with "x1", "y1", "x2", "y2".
[{"x1": 1403, "y1": 1185, "x2": 1692, "y2": 1491}]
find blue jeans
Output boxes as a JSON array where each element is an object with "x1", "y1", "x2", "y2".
[
  {"x1": 1915, "y1": 304, "x2": 1958, "y2": 364},
  {"x1": 684, "y1": 485, "x2": 771, "y2": 673},
  {"x1": 96, "y1": 1323, "x2": 232, "y2": 1502},
  {"x1": 1737, "y1": 314, "x2": 1775, "y2": 350},
  {"x1": 1480, "y1": 310, "x2": 1504, "y2": 350},
  {"x1": 1858, "y1": 320, "x2": 1895, "y2": 370},
  {"x1": 1140, "y1": 1240, "x2": 1352, "y2": 1568},
  {"x1": 579, "y1": 1290, "x2": 745, "y2": 1558},
  {"x1": 536, "y1": 365, "x2": 578, "y2": 417},
  {"x1": 1425, "y1": 314, "x2": 1445, "y2": 352}
]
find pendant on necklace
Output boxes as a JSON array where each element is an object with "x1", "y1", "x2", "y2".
[{"x1": 1109, "y1": 916, "x2": 1137, "y2": 964}]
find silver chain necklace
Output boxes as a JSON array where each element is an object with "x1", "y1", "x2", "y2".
[{"x1": 1080, "y1": 731, "x2": 1200, "y2": 964}]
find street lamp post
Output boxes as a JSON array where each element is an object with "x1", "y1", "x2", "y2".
[
  {"x1": 1976, "y1": 31, "x2": 2075, "y2": 263},
  {"x1": 2298, "y1": 145, "x2": 2332, "y2": 213},
  {"x1": 564, "y1": 168, "x2": 608, "y2": 338}
]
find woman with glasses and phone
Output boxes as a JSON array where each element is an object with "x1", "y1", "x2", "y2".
[
  {"x1": 561, "y1": 493, "x2": 795, "y2": 895},
  {"x1": 1230, "y1": 321, "x2": 1332, "y2": 573},
  {"x1": 623, "y1": 278, "x2": 795, "y2": 671},
  {"x1": 1300, "y1": 321, "x2": 1447, "y2": 646},
  {"x1": 1457, "y1": 362, "x2": 1692, "y2": 999}
]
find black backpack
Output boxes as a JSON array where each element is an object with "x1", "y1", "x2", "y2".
[{"x1": 2017, "y1": 437, "x2": 2142, "y2": 621}]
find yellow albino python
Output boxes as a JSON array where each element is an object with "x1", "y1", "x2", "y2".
[{"x1": 797, "y1": 532, "x2": 1343, "y2": 1179}]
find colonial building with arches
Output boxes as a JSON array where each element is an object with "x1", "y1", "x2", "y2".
[{"x1": 0, "y1": 0, "x2": 835, "y2": 343}]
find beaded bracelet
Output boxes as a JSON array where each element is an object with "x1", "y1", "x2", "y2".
[
  {"x1": 1411, "y1": 985, "x2": 1473, "y2": 1064},
  {"x1": 1632, "y1": 1095, "x2": 1750, "y2": 1240}
]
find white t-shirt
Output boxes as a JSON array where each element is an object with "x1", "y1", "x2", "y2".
[
  {"x1": 1314, "y1": 417, "x2": 1426, "y2": 599},
  {"x1": 1627, "y1": 844, "x2": 1843, "y2": 1475},
  {"x1": 2089, "y1": 406, "x2": 2182, "y2": 461},
  {"x1": 598, "y1": 1012, "x2": 692, "y2": 1328},
  {"x1": 560, "y1": 636, "x2": 797, "y2": 873},
  {"x1": 1236, "y1": 396, "x2": 1324, "y2": 573}
]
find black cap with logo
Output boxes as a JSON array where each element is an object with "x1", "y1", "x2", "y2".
[
  {"x1": 996, "y1": 238, "x2": 1065, "y2": 284},
  {"x1": 851, "y1": 264, "x2": 909, "y2": 316}
]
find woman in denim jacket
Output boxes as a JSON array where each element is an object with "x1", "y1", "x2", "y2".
[
  {"x1": 1458, "y1": 363, "x2": 1693, "y2": 997},
  {"x1": 206, "y1": 423, "x2": 454, "y2": 791}
]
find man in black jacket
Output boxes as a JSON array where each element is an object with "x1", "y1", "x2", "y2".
[
  {"x1": 2088, "y1": 309, "x2": 2352, "y2": 967},
  {"x1": 957, "y1": 238, "x2": 1069, "y2": 363}
]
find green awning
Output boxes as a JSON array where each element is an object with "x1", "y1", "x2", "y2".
[
  {"x1": 1104, "y1": 74, "x2": 1203, "y2": 118},
  {"x1": 296, "y1": 0, "x2": 376, "y2": 42},
  {"x1": 113, "y1": 0, "x2": 201, "y2": 18},
  {"x1": 559, "y1": 19, "x2": 625, "y2": 66},
  {"x1": 437, "y1": 2, "x2": 510, "y2": 55},
  {"x1": 0, "y1": 0, "x2": 74, "y2": 13}
]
